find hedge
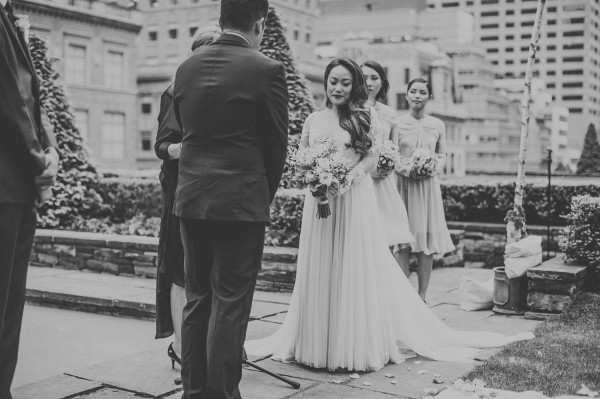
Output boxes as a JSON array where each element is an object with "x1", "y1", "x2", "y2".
[{"x1": 66, "y1": 177, "x2": 600, "y2": 245}]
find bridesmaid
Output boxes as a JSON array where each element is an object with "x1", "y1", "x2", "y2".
[
  {"x1": 395, "y1": 78, "x2": 454, "y2": 303},
  {"x1": 361, "y1": 60, "x2": 413, "y2": 269},
  {"x1": 154, "y1": 25, "x2": 221, "y2": 368}
]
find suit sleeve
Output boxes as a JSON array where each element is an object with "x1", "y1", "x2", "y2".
[
  {"x1": 0, "y1": 23, "x2": 46, "y2": 176},
  {"x1": 263, "y1": 63, "x2": 289, "y2": 202},
  {"x1": 155, "y1": 85, "x2": 182, "y2": 161},
  {"x1": 40, "y1": 108, "x2": 59, "y2": 151}
]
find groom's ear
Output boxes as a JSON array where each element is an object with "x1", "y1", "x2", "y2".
[{"x1": 255, "y1": 17, "x2": 265, "y2": 35}]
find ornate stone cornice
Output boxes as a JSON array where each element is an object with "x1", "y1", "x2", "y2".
[{"x1": 14, "y1": 0, "x2": 142, "y2": 33}]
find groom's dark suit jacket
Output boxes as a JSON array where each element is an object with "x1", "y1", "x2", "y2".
[
  {"x1": 0, "y1": 4, "x2": 57, "y2": 204},
  {"x1": 173, "y1": 33, "x2": 288, "y2": 222}
]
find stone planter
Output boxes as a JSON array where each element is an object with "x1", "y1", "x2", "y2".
[{"x1": 525, "y1": 255, "x2": 588, "y2": 320}]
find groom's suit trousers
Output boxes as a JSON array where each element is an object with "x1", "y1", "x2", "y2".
[
  {"x1": 0, "y1": 204, "x2": 37, "y2": 399},
  {"x1": 179, "y1": 218, "x2": 266, "y2": 399}
]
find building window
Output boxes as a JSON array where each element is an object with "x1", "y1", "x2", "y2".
[
  {"x1": 569, "y1": 108, "x2": 583, "y2": 113},
  {"x1": 521, "y1": 21, "x2": 534, "y2": 27},
  {"x1": 404, "y1": 68, "x2": 410, "y2": 84},
  {"x1": 149, "y1": 0, "x2": 158, "y2": 7},
  {"x1": 564, "y1": 30, "x2": 584, "y2": 37},
  {"x1": 148, "y1": 30, "x2": 157, "y2": 41},
  {"x1": 521, "y1": 8, "x2": 537, "y2": 14},
  {"x1": 506, "y1": 10, "x2": 514, "y2": 15},
  {"x1": 487, "y1": 48, "x2": 498, "y2": 53},
  {"x1": 563, "y1": 69, "x2": 583, "y2": 75},
  {"x1": 520, "y1": 46, "x2": 529, "y2": 51},
  {"x1": 563, "y1": 56, "x2": 584, "y2": 62},
  {"x1": 563, "y1": 43, "x2": 584, "y2": 50},
  {"x1": 566, "y1": 17, "x2": 585, "y2": 24},
  {"x1": 482, "y1": 23, "x2": 499, "y2": 29},
  {"x1": 169, "y1": 28, "x2": 177, "y2": 39},
  {"x1": 140, "y1": 131, "x2": 152, "y2": 151},
  {"x1": 521, "y1": 33, "x2": 531, "y2": 39},
  {"x1": 563, "y1": 95, "x2": 583, "y2": 101},
  {"x1": 506, "y1": 47, "x2": 514, "y2": 52},
  {"x1": 506, "y1": 34, "x2": 514, "y2": 39},
  {"x1": 396, "y1": 93, "x2": 409, "y2": 110},
  {"x1": 506, "y1": 60, "x2": 514, "y2": 65},
  {"x1": 547, "y1": 32, "x2": 557, "y2": 37},
  {"x1": 563, "y1": 82, "x2": 583, "y2": 88},
  {"x1": 442, "y1": 2, "x2": 459, "y2": 7},
  {"x1": 547, "y1": 70, "x2": 556, "y2": 76},
  {"x1": 506, "y1": 22, "x2": 514, "y2": 27},
  {"x1": 481, "y1": 0, "x2": 498, "y2": 4},
  {"x1": 65, "y1": 43, "x2": 86, "y2": 84},
  {"x1": 305, "y1": 33, "x2": 310, "y2": 43},
  {"x1": 547, "y1": 58, "x2": 556, "y2": 63},
  {"x1": 104, "y1": 50, "x2": 124, "y2": 88},
  {"x1": 547, "y1": 83, "x2": 556, "y2": 88},
  {"x1": 547, "y1": 19, "x2": 556, "y2": 25},
  {"x1": 547, "y1": 45, "x2": 556, "y2": 50},
  {"x1": 293, "y1": 29, "x2": 299, "y2": 40},
  {"x1": 481, "y1": 35, "x2": 499, "y2": 41},
  {"x1": 101, "y1": 112, "x2": 125, "y2": 160},
  {"x1": 189, "y1": 26, "x2": 198, "y2": 37},
  {"x1": 481, "y1": 11, "x2": 499, "y2": 17},
  {"x1": 548, "y1": 6, "x2": 556, "y2": 12},
  {"x1": 73, "y1": 109, "x2": 89, "y2": 141},
  {"x1": 141, "y1": 102, "x2": 152, "y2": 114}
]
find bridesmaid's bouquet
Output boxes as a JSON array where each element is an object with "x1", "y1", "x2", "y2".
[
  {"x1": 410, "y1": 148, "x2": 439, "y2": 177},
  {"x1": 289, "y1": 138, "x2": 354, "y2": 219},
  {"x1": 377, "y1": 140, "x2": 400, "y2": 175}
]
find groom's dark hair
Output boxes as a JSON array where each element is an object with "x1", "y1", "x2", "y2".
[{"x1": 220, "y1": 0, "x2": 269, "y2": 32}]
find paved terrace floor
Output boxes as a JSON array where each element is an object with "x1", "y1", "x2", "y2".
[{"x1": 15, "y1": 266, "x2": 540, "y2": 399}]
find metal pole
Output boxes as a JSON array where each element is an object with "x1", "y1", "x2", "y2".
[{"x1": 546, "y1": 148, "x2": 553, "y2": 259}]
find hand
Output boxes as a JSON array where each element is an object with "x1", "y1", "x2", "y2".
[
  {"x1": 349, "y1": 164, "x2": 366, "y2": 182},
  {"x1": 375, "y1": 168, "x2": 393, "y2": 179},
  {"x1": 35, "y1": 147, "x2": 59, "y2": 186},
  {"x1": 168, "y1": 143, "x2": 182, "y2": 160}
]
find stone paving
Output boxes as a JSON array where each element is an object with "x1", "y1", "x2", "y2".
[{"x1": 15, "y1": 266, "x2": 540, "y2": 399}]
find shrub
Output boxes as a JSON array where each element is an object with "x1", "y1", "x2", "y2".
[
  {"x1": 29, "y1": 34, "x2": 106, "y2": 228},
  {"x1": 265, "y1": 189, "x2": 305, "y2": 247},
  {"x1": 98, "y1": 177, "x2": 162, "y2": 222},
  {"x1": 576, "y1": 124, "x2": 600, "y2": 176},
  {"x1": 441, "y1": 183, "x2": 600, "y2": 226},
  {"x1": 70, "y1": 178, "x2": 600, "y2": 247},
  {"x1": 559, "y1": 195, "x2": 600, "y2": 290}
]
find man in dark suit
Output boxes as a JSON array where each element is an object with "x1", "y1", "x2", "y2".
[
  {"x1": 0, "y1": 1, "x2": 59, "y2": 397},
  {"x1": 172, "y1": 0, "x2": 288, "y2": 397}
]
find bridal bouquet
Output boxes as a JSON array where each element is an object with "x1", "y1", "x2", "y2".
[
  {"x1": 289, "y1": 138, "x2": 354, "y2": 219},
  {"x1": 377, "y1": 140, "x2": 399, "y2": 175},
  {"x1": 410, "y1": 148, "x2": 439, "y2": 177}
]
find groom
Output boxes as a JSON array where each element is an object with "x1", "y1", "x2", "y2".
[{"x1": 172, "y1": 0, "x2": 288, "y2": 398}]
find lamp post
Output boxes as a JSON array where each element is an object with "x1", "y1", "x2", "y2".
[{"x1": 546, "y1": 148, "x2": 553, "y2": 259}]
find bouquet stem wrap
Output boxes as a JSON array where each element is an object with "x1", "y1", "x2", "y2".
[{"x1": 312, "y1": 185, "x2": 331, "y2": 219}]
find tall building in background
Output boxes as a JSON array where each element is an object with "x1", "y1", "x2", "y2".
[
  {"x1": 427, "y1": 0, "x2": 599, "y2": 152},
  {"x1": 135, "y1": 0, "x2": 321, "y2": 168},
  {"x1": 14, "y1": 0, "x2": 142, "y2": 170}
]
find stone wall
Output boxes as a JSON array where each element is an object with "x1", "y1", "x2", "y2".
[
  {"x1": 448, "y1": 222, "x2": 563, "y2": 268},
  {"x1": 31, "y1": 230, "x2": 159, "y2": 278},
  {"x1": 31, "y1": 222, "x2": 565, "y2": 288}
]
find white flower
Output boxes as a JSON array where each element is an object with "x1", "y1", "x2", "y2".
[{"x1": 319, "y1": 172, "x2": 334, "y2": 186}]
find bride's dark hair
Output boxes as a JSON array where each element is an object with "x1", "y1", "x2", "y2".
[{"x1": 324, "y1": 58, "x2": 372, "y2": 157}]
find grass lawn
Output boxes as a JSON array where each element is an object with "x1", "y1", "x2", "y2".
[{"x1": 464, "y1": 292, "x2": 600, "y2": 397}]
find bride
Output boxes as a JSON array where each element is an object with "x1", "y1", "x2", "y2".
[{"x1": 245, "y1": 58, "x2": 533, "y2": 372}]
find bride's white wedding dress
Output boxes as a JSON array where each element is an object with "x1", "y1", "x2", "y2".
[{"x1": 245, "y1": 109, "x2": 534, "y2": 372}]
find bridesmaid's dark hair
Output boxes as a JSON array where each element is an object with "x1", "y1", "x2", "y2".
[
  {"x1": 324, "y1": 58, "x2": 372, "y2": 157},
  {"x1": 361, "y1": 60, "x2": 389, "y2": 101},
  {"x1": 407, "y1": 78, "x2": 433, "y2": 99}
]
